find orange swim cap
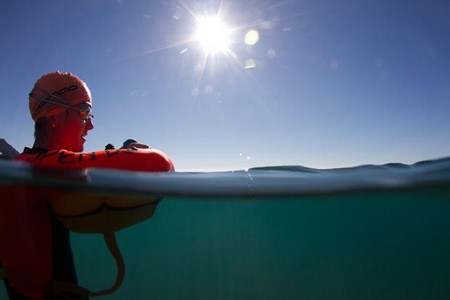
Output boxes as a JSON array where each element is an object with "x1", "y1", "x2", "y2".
[{"x1": 29, "y1": 71, "x2": 92, "y2": 121}]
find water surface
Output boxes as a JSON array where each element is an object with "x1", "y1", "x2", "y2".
[{"x1": 1, "y1": 158, "x2": 450, "y2": 299}]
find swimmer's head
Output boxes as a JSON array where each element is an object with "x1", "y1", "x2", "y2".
[{"x1": 29, "y1": 71, "x2": 92, "y2": 121}]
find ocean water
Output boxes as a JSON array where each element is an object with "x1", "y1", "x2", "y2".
[{"x1": 1, "y1": 157, "x2": 450, "y2": 299}]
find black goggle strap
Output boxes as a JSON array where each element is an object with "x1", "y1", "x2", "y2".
[
  {"x1": 29, "y1": 86, "x2": 93, "y2": 119},
  {"x1": 29, "y1": 86, "x2": 75, "y2": 110}
]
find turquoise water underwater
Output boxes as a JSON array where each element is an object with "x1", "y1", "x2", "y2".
[{"x1": 1, "y1": 158, "x2": 450, "y2": 299}]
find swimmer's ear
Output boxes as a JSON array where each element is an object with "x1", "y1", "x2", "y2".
[
  {"x1": 47, "y1": 115, "x2": 57, "y2": 128},
  {"x1": 35, "y1": 115, "x2": 56, "y2": 128}
]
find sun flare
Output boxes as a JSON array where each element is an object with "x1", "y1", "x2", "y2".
[{"x1": 194, "y1": 16, "x2": 231, "y2": 54}]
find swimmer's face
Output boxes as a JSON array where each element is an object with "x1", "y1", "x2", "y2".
[{"x1": 52, "y1": 101, "x2": 94, "y2": 152}]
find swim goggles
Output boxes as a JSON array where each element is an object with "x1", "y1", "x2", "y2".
[{"x1": 29, "y1": 86, "x2": 94, "y2": 120}]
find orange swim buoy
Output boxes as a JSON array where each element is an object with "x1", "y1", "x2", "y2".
[
  {"x1": 1, "y1": 147, "x2": 174, "y2": 298},
  {"x1": 14, "y1": 147, "x2": 174, "y2": 233},
  {"x1": 15, "y1": 147, "x2": 174, "y2": 172}
]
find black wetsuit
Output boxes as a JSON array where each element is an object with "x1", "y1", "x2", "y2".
[
  {"x1": 4, "y1": 216, "x2": 79, "y2": 299},
  {"x1": 3, "y1": 148, "x2": 81, "y2": 299}
]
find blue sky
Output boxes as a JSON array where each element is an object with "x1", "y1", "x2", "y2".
[{"x1": 1, "y1": 0, "x2": 449, "y2": 171}]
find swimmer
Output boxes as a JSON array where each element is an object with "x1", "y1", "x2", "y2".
[{"x1": 0, "y1": 71, "x2": 173, "y2": 299}]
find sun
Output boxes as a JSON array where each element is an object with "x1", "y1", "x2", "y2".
[{"x1": 194, "y1": 16, "x2": 231, "y2": 54}]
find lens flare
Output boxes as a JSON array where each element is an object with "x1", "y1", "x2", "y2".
[
  {"x1": 244, "y1": 58, "x2": 257, "y2": 69},
  {"x1": 244, "y1": 30, "x2": 259, "y2": 45}
]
